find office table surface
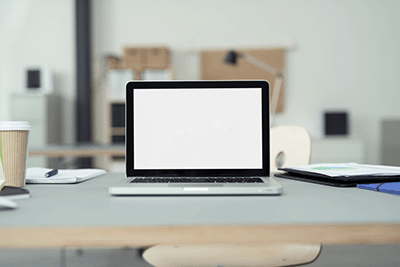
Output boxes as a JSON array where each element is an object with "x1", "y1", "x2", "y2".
[{"x1": 1, "y1": 173, "x2": 400, "y2": 248}]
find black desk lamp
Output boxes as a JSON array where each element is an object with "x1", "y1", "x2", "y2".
[{"x1": 224, "y1": 50, "x2": 284, "y2": 125}]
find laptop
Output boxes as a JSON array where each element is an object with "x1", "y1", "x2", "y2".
[{"x1": 109, "y1": 80, "x2": 282, "y2": 195}]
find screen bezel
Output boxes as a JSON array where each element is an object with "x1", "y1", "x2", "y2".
[{"x1": 126, "y1": 80, "x2": 270, "y2": 177}]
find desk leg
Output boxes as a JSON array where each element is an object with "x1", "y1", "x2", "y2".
[{"x1": 60, "y1": 248, "x2": 66, "y2": 267}]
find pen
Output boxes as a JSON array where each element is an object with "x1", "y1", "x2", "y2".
[{"x1": 45, "y1": 169, "x2": 58, "y2": 178}]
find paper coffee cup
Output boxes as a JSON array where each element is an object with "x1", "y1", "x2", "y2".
[{"x1": 0, "y1": 121, "x2": 31, "y2": 187}]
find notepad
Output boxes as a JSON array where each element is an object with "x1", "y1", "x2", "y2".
[{"x1": 26, "y1": 168, "x2": 106, "y2": 184}]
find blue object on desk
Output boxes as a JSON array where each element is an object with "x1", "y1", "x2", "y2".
[
  {"x1": 358, "y1": 182, "x2": 400, "y2": 196},
  {"x1": 45, "y1": 169, "x2": 58, "y2": 178}
]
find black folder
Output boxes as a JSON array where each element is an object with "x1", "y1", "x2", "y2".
[{"x1": 275, "y1": 168, "x2": 400, "y2": 187}]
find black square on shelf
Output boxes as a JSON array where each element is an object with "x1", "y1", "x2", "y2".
[
  {"x1": 112, "y1": 104, "x2": 125, "y2": 127},
  {"x1": 112, "y1": 135, "x2": 125, "y2": 144}
]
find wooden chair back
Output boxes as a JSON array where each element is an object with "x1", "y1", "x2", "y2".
[{"x1": 270, "y1": 125, "x2": 312, "y2": 173}]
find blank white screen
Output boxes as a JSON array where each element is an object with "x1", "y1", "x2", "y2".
[{"x1": 134, "y1": 88, "x2": 263, "y2": 169}]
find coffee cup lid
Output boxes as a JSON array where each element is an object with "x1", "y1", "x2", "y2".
[{"x1": 0, "y1": 121, "x2": 32, "y2": 131}]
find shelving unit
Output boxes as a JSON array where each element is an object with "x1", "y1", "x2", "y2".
[
  {"x1": 93, "y1": 46, "x2": 173, "y2": 171},
  {"x1": 109, "y1": 100, "x2": 125, "y2": 165}
]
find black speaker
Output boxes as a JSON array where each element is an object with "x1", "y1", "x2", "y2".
[
  {"x1": 324, "y1": 112, "x2": 348, "y2": 136},
  {"x1": 25, "y1": 67, "x2": 53, "y2": 94},
  {"x1": 27, "y1": 70, "x2": 41, "y2": 89}
]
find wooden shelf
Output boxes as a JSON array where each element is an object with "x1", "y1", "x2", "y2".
[
  {"x1": 108, "y1": 99, "x2": 125, "y2": 104},
  {"x1": 111, "y1": 127, "x2": 125, "y2": 136}
]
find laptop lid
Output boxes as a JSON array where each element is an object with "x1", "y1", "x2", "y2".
[{"x1": 126, "y1": 80, "x2": 270, "y2": 177}]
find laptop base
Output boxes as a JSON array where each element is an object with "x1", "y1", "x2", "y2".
[{"x1": 109, "y1": 177, "x2": 282, "y2": 196}]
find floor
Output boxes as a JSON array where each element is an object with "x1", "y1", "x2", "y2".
[{"x1": 0, "y1": 244, "x2": 400, "y2": 266}]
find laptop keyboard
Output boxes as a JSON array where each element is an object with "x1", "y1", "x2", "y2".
[{"x1": 130, "y1": 177, "x2": 264, "y2": 183}]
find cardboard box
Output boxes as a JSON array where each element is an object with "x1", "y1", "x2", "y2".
[
  {"x1": 123, "y1": 46, "x2": 170, "y2": 71},
  {"x1": 107, "y1": 55, "x2": 122, "y2": 69},
  {"x1": 144, "y1": 47, "x2": 170, "y2": 69},
  {"x1": 123, "y1": 47, "x2": 144, "y2": 71}
]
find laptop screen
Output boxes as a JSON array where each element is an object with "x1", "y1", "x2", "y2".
[
  {"x1": 126, "y1": 81, "x2": 270, "y2": 177},
  {"x1": 134, "y1": 88, "x2": 262, "y2": 170}
]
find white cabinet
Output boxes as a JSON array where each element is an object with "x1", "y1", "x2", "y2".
[
  {"x1": 11, "y1": 93, "x2": 61, "y2": 168},
  {"x1": 311, "y1": 138, "x2": 364, "y2": 164}
]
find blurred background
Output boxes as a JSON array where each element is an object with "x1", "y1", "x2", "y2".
[{"x1": 1, "y1": 0, "x2": 400, "y2": 171}]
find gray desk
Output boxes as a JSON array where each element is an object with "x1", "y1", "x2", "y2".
[{"x1": 1, "y1": 173, "x2": 400, "y2": 248}]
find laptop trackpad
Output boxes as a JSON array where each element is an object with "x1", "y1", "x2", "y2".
[{"x1": 169, "y1": 184, "x2": 223, "y2": 187}]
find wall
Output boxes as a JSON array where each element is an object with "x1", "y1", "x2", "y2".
[
  {"x1": 2, "y1": 0, "x2": 399, "y2": 164},
  {"x1": 0, "y1": 0, "x2": 75, "y2": 145},
  {"x1": 93, "y1": 0, "x2": 400, "y2": 164}
]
